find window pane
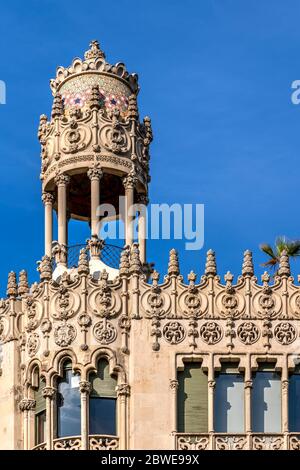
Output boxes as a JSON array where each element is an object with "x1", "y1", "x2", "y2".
[
  {"x1": 252, "y1": 372, "x2": 281, "y2": 432},
  {"x1": 289, "y1": 374, "x2": 300, "y2": 431},
  {"x1": 35, "y1": 411, "x2": 46, "y2": 445},
  {"x1": 89, "y1": 398, "x2": 116, "y2": 435},
  {"x1": 177, "y1": 363, "x2": 208, "y2": 433},
  {"x1": 57, "y1": 367, "x2": 81, "y2": 437},
  {"x1": 89, "y1": 359, "x2": 117, "y2": 435},
  {"x1": 214, "y1": 374, "x2": 244, "y2": 432}
]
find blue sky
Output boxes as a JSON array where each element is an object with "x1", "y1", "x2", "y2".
[{"x1": 0, "y1": 0, "x2": 300, "y2": 295}]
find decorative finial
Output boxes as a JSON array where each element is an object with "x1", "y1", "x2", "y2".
[
  {"x1": 84, "y1": 40, "x2": 106, "y2": 60},
  {"x1": 38, "y1": 255, "x2": 52, "y2": 281},
  {"x1": 88, "y1": 85, "x2": 101, "y2": 111},
  {"x1": 119, "y1": 246, "x2": 130, "y2": 276},
  {"x1": 51, "y1": 93, "x2": 64, "y2": 118},
  {"x1": 129, "y1": 243, "x2": 142, "y2": 274},
  {"x1": 168, "y1": 249, "x2": 180, "y2": 276},
  {"x1": 205, "y1": 249, "x2": 217, "y2": 276},
  {"x1": 7, "y1": 271, "x2": 17, "y2": 298},
  {"x1": 242, "y1": 250, "x2": 254, "y2": 277},
  {"x1": 278, "y1": 249, "x2": 290, "y2": 277},
  {"x1": 18, "y1": 270, "x2": 29, "y2": 296},
  {"x1": 128, "y1": 94, "x2": 139, "y2": 120},
  {"x1": 78, "y1": 248, "x2": 89, "y2": 275}
]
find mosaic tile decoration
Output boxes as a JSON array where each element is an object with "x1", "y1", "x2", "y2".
[{"x1": 60, "y1": 73, "x2": 130, "y2": 115}]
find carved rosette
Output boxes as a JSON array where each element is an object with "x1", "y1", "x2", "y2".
[
  {"x1": 199, "y1": 322, "x2": 223, "y2": 345},
  {"x1": 93, "y1": 319, "x2": 117, "y2": 345},
  {"x1": 274, "y1": 322, "x2": 297, "y2": 345},
  {"x1": 162, "y1": 321, "x2": 186, "y2": 345},
  {"x1": 54, "y1": 321, "x2": 76, "y2": 347},
  {"x1": 237, "y1": 322, "x2": 260, "y2": 345}
]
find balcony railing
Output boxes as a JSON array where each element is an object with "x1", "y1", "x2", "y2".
[
  {"x1": 175, "y1": 433, "x2": 300, "y2": 450},
  {"x1": 32, "y1": 435, "x2": 119, "y2": 450}
]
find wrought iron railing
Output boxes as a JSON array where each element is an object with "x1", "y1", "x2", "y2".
[
  {"x1": 175, "y1": 432, "x2": 300, "y2": 450},
  {"x1": 52, "y1": 243, "x2": 123, "y2": 270}
]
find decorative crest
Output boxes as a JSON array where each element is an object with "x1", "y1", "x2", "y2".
[
  {"x1": 168, "y1": 249, "x2": 180, "y2": 276},
  {"x1": 278, "y1": 249, "x2": 290, "y2": 277},
  {"x1": 7, "y1": 271, "x2": 17, "y2": 298},
  {"x1": 78, "y1": 248, "x2": 89, "y2": 275},
  {"x1": 18, "y1": 270, "x2": 29, "y2": 296},
  {"x1": 84, "y1": 40, "x2": 106, "y2": 61},
  {"x1": 119, "y1": 246, "x2": 130, "y2": 276}
]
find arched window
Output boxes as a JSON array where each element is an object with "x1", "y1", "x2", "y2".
[
  {"x1": 289, "y1": 366, "x2": 300, "y2": 431},
  {"x1": 34, "y1": 377, "x2": 46, "y2": 445},
  {"x1": 57, "y1": 360, "x2": 81, "y2": 438},
  {"x1": 89, "y1": 359, "x2": 117, "y2": 435}
]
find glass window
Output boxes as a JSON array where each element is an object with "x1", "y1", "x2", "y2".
[
  {"x1": 57, "y1": 361, "x2": 81, "y2": 438},
  {"x1": 89, "y1": 359, "x2": 117, "y2": 435},
  {"x1": 214, "y1": 364, "x2": 244, "y2": 433},
  {"x1": 289, "y1": 371, "x2": 300, "y2": 431},
  {"x1": 177, "y1": 363, "x2": 208, "y2": 433},
  {"x1": 252, "y1": 365, "x2": 281, "y2": 433},
  {"x1": 34, "y1": 379, "x2": 46, "y2": 445}
]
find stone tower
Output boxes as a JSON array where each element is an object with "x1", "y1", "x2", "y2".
[{"x1": 1, "y1": 42, "x2": 300, "y2": 451}]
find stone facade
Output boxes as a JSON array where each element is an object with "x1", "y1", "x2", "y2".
[{"x1": 0, "y1": 42, "x2": 300, "y2": 451}]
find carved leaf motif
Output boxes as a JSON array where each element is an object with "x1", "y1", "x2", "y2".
[{"x1": 54, "y1": 321, "x2": 76, "y2": 347}]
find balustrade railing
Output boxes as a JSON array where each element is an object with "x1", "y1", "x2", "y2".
[
  {"x1": 175, "y1": 433, "x2": 300, "y2": 450},
  {"x1": 33, "y1": 435, "x2": 119, "y2": 450}
]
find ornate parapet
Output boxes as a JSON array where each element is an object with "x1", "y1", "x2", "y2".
[{"x1": 175, "y1": 433, "x2": 300, "y2": 451}]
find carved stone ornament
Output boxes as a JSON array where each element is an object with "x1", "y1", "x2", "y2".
[
  {"x1": 19, "y1": 399, "x2": 36, "y2": 412},
  {"x1": 54, "y1": 321, "x2": 76, "y2": 347},
  {"x1": 27, "y1": 333, "x2": 40, "y2": 357},
  {"x1": 274, "y1": 322, "x2": 297, "y2": 345},
  {"x1": 237, "y1": 322, "x2": 260, "y2": 345},
  {"x1": 199, "y1": 321, "x2": 223, "y2": 345},
  {"x1": 163, "y1": 321, "x2": 186, "y2": 344},
  {"x1": 93, "y1": 319, "x2": 117, "y2": 344}
]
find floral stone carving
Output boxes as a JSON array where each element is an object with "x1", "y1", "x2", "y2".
[
  {"x1": 54, "y1": 321, "x2": 76, "y2": 347},
  {"x1": 199, "y1": 322, "x2": 223, "y2": 345},
  {"x1": 237, "y1": 322, "x2": 260, "y2": 345},
  {"x1": 93, "y1": 319, "x2": 117, "y2": 345},
  {"x1": 274, "y1": 322, "x2": 297, "y2": 345},
  {"x1": 163, "y1": 321, "x2": 186, "y2": 344}
]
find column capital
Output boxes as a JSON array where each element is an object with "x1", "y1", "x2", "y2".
[
  {"x1": 79, "y1": 380, "x2": 92, "y2": 394},
  {"x1": 87, "y1": 164, "x2": 103, "y2": 181},
  {"x1": 42, "y1": 191, "x2": 55, "y2": 205},
  {"x1": 19, "y1": 398, "x2": 36, "y2": 412},
  {"x1": 136, "y1": 193, "x2": 149, "y2": 205},
  {"x1": 116, "y1": 383, "x2": 130, "y2": 397},
  {"x1": 42, "y1": 386, "x2": 56, "y2": 399},
  {"x1": 169, "y1": 379, "x2": 179, "y2": 391},
  {"x1": 123, "y1": 173, "x2": 138, "y2": 190},
  {"x1": 244, "y1": 380, "x2": 253, "y2": 389},
  {"x1": 55, "y1": 172, "x2": 70, "y2": 187}
]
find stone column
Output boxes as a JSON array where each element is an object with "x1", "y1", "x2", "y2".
[
  {"x1": 244, "y1": 380, "x2": 253, "y2": 434},
  {"x1": 42, "y1": 192, "x2": 54, "y2": 257},
  {"x1": 42, "y1": 386, "x2": 56, "y2": 450},
  {"x1": 137, "y1": 194, "x2": 148, "y2": 264},
  {"x1": 55, "y1": 173, "x2": 70, "y2": 247},
  {"x1": 117, "y1": 384, "x2": 130, "y2": 450},
  {"x1": 87, "y1": 165, "x2": 103, "y2": 237},
  {"x1": 19, "y1": 398, "x2": 36, "y2": 450},
  {"x1": 79, "y1": 381, "x2": 91, "y2": 450},
  {"x1": 170, "y1": 380, "x2": 179, "y2": 434},
  {"x1": 123, "y1": 174, "x2": 136, "y2": 247}
]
